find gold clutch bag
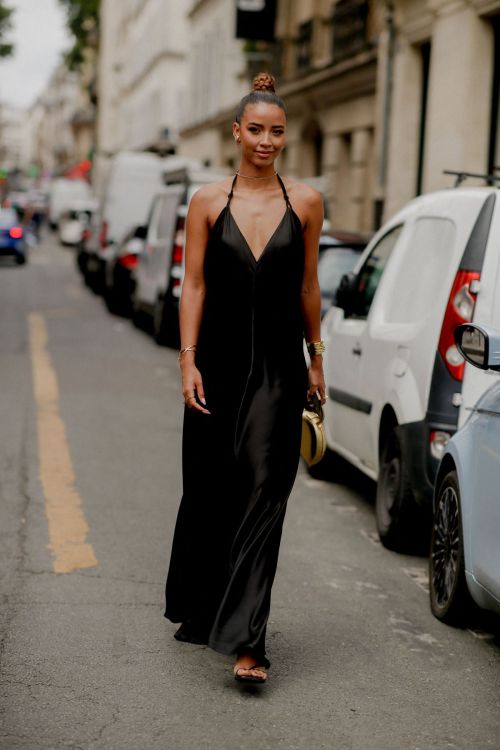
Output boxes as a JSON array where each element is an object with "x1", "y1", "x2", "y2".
[{"x1": 301, "y1": 394, "x2": 327, "y2": 466}]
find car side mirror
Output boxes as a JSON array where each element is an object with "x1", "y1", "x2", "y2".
[
  {"x1": 455, "y1": 323, "x2": 500, "y2": 371},
  {"x1": 335, "y1": 272, "x2": 356, "y2": 316}
]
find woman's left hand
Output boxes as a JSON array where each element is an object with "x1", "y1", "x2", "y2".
[{"x1": 308, "y1": 356, "x2": 326, "y2": 404}]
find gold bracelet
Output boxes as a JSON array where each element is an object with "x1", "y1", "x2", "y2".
[
  {"x1": 307, "y1": 340, "x2": 325, "y2": 357},
  {"x1": 178, "y1": 345, "x2": 197, "y2": 363}
]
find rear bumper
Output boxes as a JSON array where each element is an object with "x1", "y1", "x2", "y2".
[
  {"x1": 397, "y1": 418, "x2": 457, "y2": 508},
  {"x1": 0, "y1": 243, "x2": 25, "y2": 256}
]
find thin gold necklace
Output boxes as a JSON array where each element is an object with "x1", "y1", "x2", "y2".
[{"x1": 235, "y1": 170, "x2": 277, "y2": 180}]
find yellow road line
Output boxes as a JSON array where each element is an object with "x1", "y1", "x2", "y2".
[{"x1": 29, "y1": 313, "x2": 97, "y2": 574}]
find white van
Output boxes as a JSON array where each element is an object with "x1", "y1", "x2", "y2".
[
  {"x1": 321, "y1": 186, "x2": 498, "y2": 551},
  {"x1": 132, "y1": 160, "x2": 225, "y2": 345},
  {"x1": 48, "y1": 178, "x2": 93, "y2": 228},
  {"x1": 100, "y1": 151, "x2": 169, "y2": 247}
]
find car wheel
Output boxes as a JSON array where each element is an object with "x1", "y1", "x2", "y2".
[
  {"x1": 153, "y1": 294, "x2": 178, "y2": 346},
  {"x1": 131, "y1": 293, "x2": 148, "y2": 330},
  {"x1": 76, "y1": 250, "x2": 87, "y2": 276},
  {"x1": 429, "y1": 470, "x2": 473, "y2": 625},
  {"x1": 306, "y1": 447, "x2": 338, "y2": 480},
  {"x1": 15, "y1": 254, "x2": 26, "y2": 265},
  {"x1": 376, "y1": 428, "x2": 418, "y2": 551}
]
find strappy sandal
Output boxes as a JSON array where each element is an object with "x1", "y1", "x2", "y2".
[{"x1": 233, "y1": 664, "x2": 268, "y2": 684}]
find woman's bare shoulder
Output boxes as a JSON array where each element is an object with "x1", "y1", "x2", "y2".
[
  {"x1": 189, "y1": 179, "x2": 233, "y2": 226},
  {"x1": 282, "y1": 177, "x2": 322, "y2": 208},
  {"x1": 190, "y1": 179, "x2": 233, "y2": 209}
]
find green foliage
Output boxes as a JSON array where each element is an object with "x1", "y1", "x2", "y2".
[
  {"x1": 0, "y1": 1, "x2": 14, "y2": 58},
  {"x1": 59, "y1": 0, "x2": 100, "y2": 69}
]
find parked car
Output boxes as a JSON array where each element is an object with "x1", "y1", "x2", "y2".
[
  {"x1": 48, "y1": 178, "x2": 93, "y2": 229},
  {"x1": 103, "y1": 224, "x2": 147, "y2": 314},
  {"x1": 132, "y1": 161, "x2": 225, "y2": 345},
  {"x1": 318, "y1": 234, "x2": 368, "y2": 318},
  {"x1": 430, "y1": 322, "x2": 500, "y2": 624},
  {"x1": 0, "y1": 207, "x2": 29, "y2": 265},
  {"x1": 75, "y1": 207, "x2": 102, "y2": 289},
  {"x1": 320, "y1": 187, "x2": 500, "y2": 551},
  {"x1": 87, "y1": 151, "x2": 175, "y2": 293},
  {"x1": 58, "y1": 199, "x2": 98, "y2": 246}
]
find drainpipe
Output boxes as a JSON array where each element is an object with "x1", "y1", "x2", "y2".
[{"x1": 375, "y1": 0, "x2": 395, "y2": 228}]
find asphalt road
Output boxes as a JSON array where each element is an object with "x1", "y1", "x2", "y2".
[{"x1": 0, "y1": 232, "x2": 499, "y2": 750}]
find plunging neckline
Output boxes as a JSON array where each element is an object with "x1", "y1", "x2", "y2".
[{"x1": 228, "y1": 206, "x2": 289, "y2": 265}]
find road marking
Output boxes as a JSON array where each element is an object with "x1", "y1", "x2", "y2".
[{"x1": 29, "y1": 313, "x2": 97, "y2": 574}]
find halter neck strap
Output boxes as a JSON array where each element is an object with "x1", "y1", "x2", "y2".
[
  {"x1": 227, "y1": 173, "x2": 291, "y2": 209},
  {"x1": 276, "y1": 173, "x2": 291, "y2": 208},
  {"x1": 226, "y1": 174, "x2": 238, "y2": 207}
]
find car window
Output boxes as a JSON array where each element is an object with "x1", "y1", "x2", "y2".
[
  {"x1": 384, "y1": 217, "x2": 456, "y2": 324},
  {"x1": 157, "y1": 195, "x2": 180, "y2": 241},
  {"x1": 318, "y1": 248, "x2": 361, "y2": 296},
  {"x1": 351, "y1": 225, "x2": 403, "y2": 319}
]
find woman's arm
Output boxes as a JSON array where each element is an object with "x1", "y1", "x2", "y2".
[
  {"x1": 300, "y1": 189, "x2": 326, "y2": 403},
  {"x1": 178, "y1": 189, "x2": 211, "y2": 414}
]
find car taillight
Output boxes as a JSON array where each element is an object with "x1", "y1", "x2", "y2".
[
  {"x1": 118, "y1": 254, "x2": 138, "y2": 269},
  {"x1": 9, "y1": 226, "x2": 23, "y2": 239},
  {"x1": 438, "y1": 270, "x2": 480, "y2": 381},
  {"x1": 99, "y1": 221, "x2": 108, "y2": 249},
  {"x1": 429, "y1": 430, "x2": 451, "y2": 460},
  {"x1": 171, "y1": 216, "x2": 185, "y2": 265}
]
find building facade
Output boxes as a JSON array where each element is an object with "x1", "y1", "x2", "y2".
[
  {"x1": 385, "y1": 0, "x2": 500, "y2": 219},
  {"x1": 0, "y1": 104, "x2": 28, "y2": 174},
  {"x1": 180, "y1": 0, "x2": 384, "y2": 233},
  {"x1": 96, "y1": 0, "x2": 188, "y2": 194},
  {"x1": 31, "y1": 64, "x2": 82, "y2": 176},
  {"x1": 94, "y1": 0, "x2": 500, "y2": 231},
  {"x1": 178, "y1": 0, "x2": 249, "y2": 170}
]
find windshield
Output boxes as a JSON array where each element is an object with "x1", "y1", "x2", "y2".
[{"x1": 318, "y1": 248, "x2": 360, "y2": 296}]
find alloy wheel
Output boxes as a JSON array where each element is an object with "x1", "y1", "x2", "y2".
[{"x1": 431, "y1": 485, "x2": 460, "y2": 609}]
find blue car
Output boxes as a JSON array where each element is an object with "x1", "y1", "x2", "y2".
[
  {"x1": 430, "y1": 323, "x2": 500, "y2": 624},
  {"x1": 0, "y1": 208, "x2": 28, "y2": 265}
]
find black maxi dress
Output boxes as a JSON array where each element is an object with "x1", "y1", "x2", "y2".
[{"x1": 164, "y1": 174, "x2": 308, "y2": 668}]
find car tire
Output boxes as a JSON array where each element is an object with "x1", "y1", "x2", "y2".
[
  {"x1": 306, "y1": 447, "x2": 339, "y2": 480},
  {"x1": 429, "y1": 470, "x2": 474, "y2": 625},
  {"x1": 15, "y1": 254, "x2": 26, "y2": 265},
  {"x1": 131, "y1": 294, "x2": 149, "y2": 331},
  {"x1": 76, "y1": 250, "x2": 87, "y2": 276},
  {"x1": 153, "y1": 294, "x2": 178, "y2": 347},
  {"x1": 375, "y1": 427, "x2": 419, "y2": 552}
]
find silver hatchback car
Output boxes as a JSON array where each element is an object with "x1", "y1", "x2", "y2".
[{"x1": 430, "y1": 323, "x2": 500, "y2": 624}]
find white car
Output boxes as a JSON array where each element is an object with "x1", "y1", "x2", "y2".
[
  {"x1": 321, "y1": 185, "x2": 500, "y2": 551},
  {"x1": 132, "y1": 162, "x2": 225, "y2": 346},
  {"x1": 430, "y1": 322, "x2": 500, "y2": 624},
  {"x1": 48, "y1": 178, "x2": 93, "y2": 229},
  {"x1": 58, "y1": 199, "x2": 98, "y2": 246}
]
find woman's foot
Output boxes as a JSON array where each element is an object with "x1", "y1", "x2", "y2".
[{"x1": 233, "y1": 653, "x2": 268, "y2": 684}]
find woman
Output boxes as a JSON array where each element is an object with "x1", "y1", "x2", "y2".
[{"x1": 164, "y1": 73, "x2": 326, "y2": 684}]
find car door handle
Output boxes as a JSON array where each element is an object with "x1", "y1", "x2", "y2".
[{"x1": 352, "y1": 346, "x2": 362, "y2": 356}]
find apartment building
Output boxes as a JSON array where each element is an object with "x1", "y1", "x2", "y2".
[
  {"x1": 178, "y1": 0, "x2": 384, "y2": 231},
  {"x1": 385, "y1": 0, "x2": 500, "y2": 218},
  {"x1": 178, "y1": 0, "x2": 248, "y2": 170},
  {"x1": 96, "y1": 0, "x2": 188, "y2": 193}
]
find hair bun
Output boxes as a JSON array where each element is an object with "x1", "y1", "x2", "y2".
[{"x1": 252, "y1": 72, "x2": 276, "y2": 93}]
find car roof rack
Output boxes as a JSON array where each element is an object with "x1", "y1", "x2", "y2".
[{"x1": 443, "y1": 169, "x2": 500, "y2": 187}]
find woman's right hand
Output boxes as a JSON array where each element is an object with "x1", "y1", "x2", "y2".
[{"x1": 181, "y1": 361, "x2": 210, "y2": 414}]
